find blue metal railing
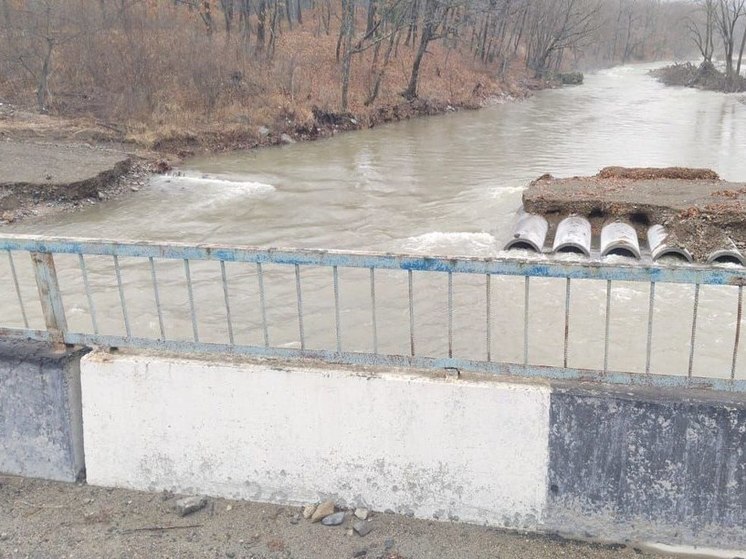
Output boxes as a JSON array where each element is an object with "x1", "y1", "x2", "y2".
[{"x1": 1, "y1": 234, "x2": 745, "y2": 392}]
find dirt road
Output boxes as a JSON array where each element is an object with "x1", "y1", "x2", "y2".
[{"x1": 0, "y1": 476, "x2": 669, "y2": 559}]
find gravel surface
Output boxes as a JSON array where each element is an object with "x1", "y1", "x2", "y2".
[
  {"x1": 0, "y1": 141, "x2": 130, "y2": 187},
  {"x1": 0, "y1": 476, "x2": 668, "y2": 559},
  {"x1": 0, "y1": 140, "x2": 150, "y2": 225}
]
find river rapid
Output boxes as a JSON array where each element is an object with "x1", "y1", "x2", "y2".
[{"x1": 4, "y1": 63, "x2": 746, "y2": 379}]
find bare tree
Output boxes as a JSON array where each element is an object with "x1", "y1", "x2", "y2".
[
  {"x1": 11, "y1": 0, "x2": 82, "y2": 112},
  {"x1": 688, "y1": 0, "x2": 717, "y2": 63},
  {"x1": 525, "y1": 0, "x2": 600, "y2": 78},
  {"x1": 714, "y1": 0, "x2": 745, "y2": 82}
]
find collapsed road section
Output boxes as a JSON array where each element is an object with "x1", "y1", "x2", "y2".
[{"x1": 506, "y1": 167, "x2": 746, "y2": 264}]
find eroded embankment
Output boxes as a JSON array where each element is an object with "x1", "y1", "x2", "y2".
[
  {"x1": 0, "y1": 141, "x2": 147, "y2": 224},
  {"x1": 523, "y1": 167, "x2": 746, "y2": 260}
]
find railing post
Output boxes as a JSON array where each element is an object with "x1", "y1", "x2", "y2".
[{"x1": 31, "y1": 252, "x2": 68, "y2": 346}]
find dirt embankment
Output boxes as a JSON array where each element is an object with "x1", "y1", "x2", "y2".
[
  {"x1": 524, "y1": 167, "x2": 746, "y2": 260},
  {"x1": 0, "y1": 140, "x2": 154, "y2": 225}
]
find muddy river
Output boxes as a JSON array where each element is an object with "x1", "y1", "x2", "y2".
[{"x1": 4, "y1": 63, "x2": 746, "y2": 379}]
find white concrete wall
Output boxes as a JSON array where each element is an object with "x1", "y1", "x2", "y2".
[{"x1": 81, "y1": 352, "x2": 550, "y2": 528}]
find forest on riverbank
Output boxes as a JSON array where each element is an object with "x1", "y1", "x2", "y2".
[{"x1": 0, "y1": 0, "x2": 693, "y2": 152}]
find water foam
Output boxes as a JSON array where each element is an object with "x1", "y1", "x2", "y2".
[
  {"x1": 159, "y1": 173, "x2": 276, "y2": 196},
  {"x1": 400, "y1": 231, "x2": 498, "y2": 256}
]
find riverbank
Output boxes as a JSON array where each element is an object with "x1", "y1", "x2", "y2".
[{"x1": 0, "y1": 73, "x2": 548, "y2": 225}]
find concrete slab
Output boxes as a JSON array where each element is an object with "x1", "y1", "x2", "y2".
[
  {"x1": 80, "y1": 351, "x2": 552, "y2": 529},
  {"x1": 0, "y1": 339, "x2": 87, "y2": 482},
  {"x1": 546, "y1": 386, "x2": 746, "y2": 548}
]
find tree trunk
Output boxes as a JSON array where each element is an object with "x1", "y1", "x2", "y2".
[
  {"x1": 340, "y1": 0, "x2": 354, "y2": 110},
  {"x1": 404, "y1": 0, "x2": 436, "y2": 100},
  {"x1": 737, "y1": 25, "x2": 746, "y2": 78},
  {"x1": 257, "y1": 0, "x2": 267, "y2": 51},
  {"x1": 37, "y1": 38, "x2": 54, "y2": 113}
]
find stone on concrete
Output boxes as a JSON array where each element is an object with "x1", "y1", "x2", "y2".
[
  {"x1": 321, "y1": 511, "x2": 346, "y2": 526},
  {"x1": 311, "y1": 500, "x2": 335, "y2": 523},
  {"x1": 175, "y1": 496, "x2": 208, "y2": 517},
  {"x1": 0, "y1": 339, "x2": 86, "y2": 482},
  {"x1": 353, "y1": 508, "x2": 369, "y2": 520},
  {"x1": 302, "y1": 504, "x2": 316, "y2": 519},
  {"x1": 353, "y1": 520, "x2": 373, "y2": 537}
]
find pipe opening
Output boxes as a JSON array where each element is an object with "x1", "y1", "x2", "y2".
[
  {"x1": 605, "y1": 247, "x2": 637, "y2": 258},
  {"x1": 653, "y1": 249, "x2": 693, "y2": 263},
  {"x1": 505, "y1": 239, "x2": 541, "y2": 253},
  {"x1": 712, "y1": 254, "x2": 744, "y2": 265},
  {"x1": 555, "y1": 243, "x2": 590, "y2": 256}
]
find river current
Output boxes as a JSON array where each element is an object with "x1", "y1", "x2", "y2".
[{"x1": 4, "y1": 63, "x2": 746, "y2": 379}]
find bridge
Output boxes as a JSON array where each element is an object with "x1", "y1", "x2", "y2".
[{"x1": 1, "y1": 234, "x2": 745, "y2": 552}]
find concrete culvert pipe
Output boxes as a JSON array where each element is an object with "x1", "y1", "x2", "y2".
[
  {"x1": 552, "y1": 216, "x2": 591, "y2": 256},
  {"x1": 647, "y1": 225, "x2": 693, "y2": 263},
  {"x1": 504, "y1": 212, "x2": 549, "y2": 253},
  {"x1": 707, "y1": 239, "x2": 746, "y2": 266},
  {"x1": 600, "y1": 222, "x2": 641, "y2": 259}
]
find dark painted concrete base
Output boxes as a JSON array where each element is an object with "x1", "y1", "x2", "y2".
[
  {"x1": 0, "y1": 339, "x2": 87, "y2": 482},
  {"x1": 547, "y1": 384, "x2": 746, "y2": 548}
]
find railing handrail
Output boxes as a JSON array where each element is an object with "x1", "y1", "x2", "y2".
[
  {"x1": 0, "y1": 234, "x2": 744, "y2": 286},
  {"x1": 2, "y1": 233, "x2": 746, "y2": 392}
]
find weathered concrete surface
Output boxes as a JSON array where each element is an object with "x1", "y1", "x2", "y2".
[
  {"x1": 523, "y1": 167, "x2": 746, "y2": 260},
  {"x1": 546, "y1": 384, "x2": 746, "y2": 549},
  {"x1": 0, "y1": 141, "x2": 131, "y2": 210},
  {"x1": 0, "y1": 339, "x2": 87, "y2": 482},
  {"x1": 80, "y1": 351, "x2": 551, "y2": 529}
]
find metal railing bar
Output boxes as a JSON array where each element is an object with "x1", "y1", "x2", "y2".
[
  {"x1": 220, "y1": 261, "x2": 234, "y2": 346},
  {"x1": 564, "y1": 278, "x2": 571, "y2": 369},
  {"x1": 7, "y1": 250, "x2": 29, "y2": 329},
  {"x1": 370, "y1": 268, "x2": 378, "y2": 354},
  {"x1": 184, "y1": 259, "x2": 199, "y2": 343},
  {"x1": 524, "y1": 276, "x2": 530, "y2": 366},
  {"x1": 645, "y1": 282, "x2": 655, "y2": 375},
  {"x1": 688, "y1": 283, "x2": 700, "y2": 379},
  {"x1": 447, "y1": 272, "x2": 453, "y2": 359},
  {"x1": 30, "y1": 252, "x2": 68, "y2": 342},
  {"x1": 409, "y1": 270, "x2": 415, "y2": 357},
  {"x1": 295, "y1": 264, "x2": 305, "y2": 351},
  {"x1": 149, "y1": 257, "x2": 166, "y2": 340},
  {"x1": 0, "y1": 234, "x2": 741, "y2": 287},
  {"x1": 23, "y1": 329, "x2": 742, "y2": 393},
  {"x1": 604, "y1": 280, "x2": 611, "y2": 374},
  {"x1": 78, "y1": 254, "x2": 99, "y2": 335},
  {"x1": 333, "y1": 266, "x2": 341, "y2": 353},
  {"x1": 732, "y1": 285, "x2": 743, "y2": 381},
  {"x1": 486, "y1": 274, "x2": 492, "y2": 362},
  {"x1": 113, "y1": 255, "x2": 131, "y2": 338},
  {"x1": 256, "y1": 263, "x2": 269, "y2": 347}
]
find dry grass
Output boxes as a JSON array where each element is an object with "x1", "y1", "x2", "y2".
[{"x1": 0, "y1": 4, "x2": 535, "y2": 153}]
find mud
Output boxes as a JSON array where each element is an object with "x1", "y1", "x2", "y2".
[{"x1": 523, "y1": 167, "x2": 746, "y2": 260}]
